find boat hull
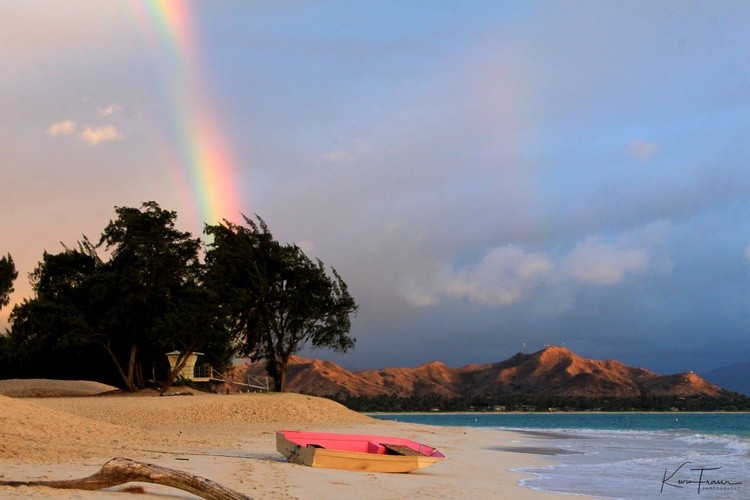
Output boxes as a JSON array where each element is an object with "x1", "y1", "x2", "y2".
[{"x1": 276, "y1": 430, "x2": 444, "y2": 473}]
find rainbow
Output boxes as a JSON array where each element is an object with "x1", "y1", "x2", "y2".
[{"x1": 129, "y1": 0, "x2": 242, "y2": 228}]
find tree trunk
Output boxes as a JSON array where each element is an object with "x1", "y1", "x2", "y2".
[
  {"x1": 275, "y1": 363, "x2": 286, "y2": 392},
  {"x1": 0, "y1": 457, "x2": 251, "y2": 500},
  {"x1": 160, "y1": 350, "x2": 193, "y2": 393},
  {"x1": 126, "y1": 343, "x2": 138, "y2": 390},
  {"x1": 99, "y1": 340, "x2": 136, "y2": 391},
  {"x1": 135, "y1": 359, "x2": 145, "y2": 389}
]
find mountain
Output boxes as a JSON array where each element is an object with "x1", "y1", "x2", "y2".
[
  {"x1": 703, "y1": 362, "x2": 750, "y2": 395},
  {"x1": 238, "y1": 346, "x2": 730, "y2": 399}
]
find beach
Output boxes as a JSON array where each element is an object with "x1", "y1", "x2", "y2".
[{"x1": 0, "y1": 380, "x2": 567, "y2": 499}]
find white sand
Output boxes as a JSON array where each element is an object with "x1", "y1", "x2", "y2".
[
  {"x1": 0, "y1": 379, "x2": 118, "y2": 398},
  {"x1": 0, "y1": 380, "x2": 570, "y2": 499}
]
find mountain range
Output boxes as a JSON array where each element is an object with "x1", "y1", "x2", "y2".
[
  {"x1": 703, "y1": 362, "x2": 750, "y2": 396},
  {"x1": 240, "y1": 346, "x2": 732, "y2": 399}
]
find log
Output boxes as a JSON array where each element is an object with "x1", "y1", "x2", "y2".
[{"x1": 0, "y1": 457, "x2": 251, "y2": 500}]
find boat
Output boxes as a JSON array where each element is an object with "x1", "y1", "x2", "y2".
[{"x1": 276, "y1": 430, "x2": 445, "y2": 473}]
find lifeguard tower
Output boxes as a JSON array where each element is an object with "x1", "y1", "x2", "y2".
[
  {"x1": 164, "y1": 351, "x2": 271, "y2": 391},
  {"x1": 165, "y1": 351, "x2": 211, "y2": 382}
]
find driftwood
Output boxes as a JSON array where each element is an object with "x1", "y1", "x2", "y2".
[{"x1": 0, "y1": 457, "x2": 251, "y2": 500}]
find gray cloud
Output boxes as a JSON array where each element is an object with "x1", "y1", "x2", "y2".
[
  {"x1": 403, "y1": 245, "x2": 554, "y2": 307},
  {"x1": 401, "y1": 223, "x2": 671, "y2": 312},
  {"x1": 563, "y1": 237, "x2": 650, "y2": 285}
]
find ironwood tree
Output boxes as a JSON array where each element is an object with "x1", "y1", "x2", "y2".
[
  {"x1": 205, "y1": 216, "x2": 357, "y2": 392},
  {"x1": 0, "y1": 253, "x2": 17, "y2": 310},
  {"x1": 97, "y1": 201, "x2": 208, "y2": 390},
  {"x1": 8, "y1": 244, "x2": 99, "y2": 366},
  {"x1": 7, "y1": 202, "x2": 235, "y2": 389}
]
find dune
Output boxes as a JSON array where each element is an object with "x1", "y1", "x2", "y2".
[
  {"x1": 0, "y1": 380, "x2": 564, "y2": 498},
  {"x1": 0, "y1": 379, "x2": 118, "y2": 398}
]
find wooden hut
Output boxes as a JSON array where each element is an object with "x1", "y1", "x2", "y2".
[{"x1": 165, "y1": 351, "x2": 210, "y2": 382}]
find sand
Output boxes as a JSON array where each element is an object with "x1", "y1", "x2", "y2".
[
  {"x1": 0, "y1": 379, "x2": 119, "y2": 398},
  {"x1": 0, "y1": 380, "x2": 569, "y2": 499}
]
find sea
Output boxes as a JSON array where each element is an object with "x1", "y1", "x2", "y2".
[{"x1": 370, "y1": 412, "x2": 749, "y2": 499}]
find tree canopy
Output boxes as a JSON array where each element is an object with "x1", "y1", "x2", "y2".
[
  {"x1": 205, "y1": 216, "x2": 357, "y2": 391},
  {"x1": 2, "y1": 203, "x2": 357, "y2": 392},
  {"x1": 6, "y1": 203, "x2": 235, "y2": 389},
  {"x1": 0, "y1": 253, "x2": 17, "y2": 310},
  {"x1": 96, "y1": 201, "x2": 227, "y2": 390}
]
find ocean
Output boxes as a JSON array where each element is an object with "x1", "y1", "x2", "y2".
[{"x1": 370, "y1": 413, "x2": 749, "y2": 499}]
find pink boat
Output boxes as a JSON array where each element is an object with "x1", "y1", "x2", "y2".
[{"x1": 276, "y1": 430, "x2": 445, "y2": 473}]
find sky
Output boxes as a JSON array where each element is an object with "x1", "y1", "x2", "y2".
[{"x1": 2, "y1": 1, "x2": 750, "y2": 376}]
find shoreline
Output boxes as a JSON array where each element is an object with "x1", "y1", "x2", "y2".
[
  {"x1": 368, "y1": 410, "x2": 750, "y2": 414},
  {"x1": 0, "y1": 390, "x2": 572, "y2": 499}
]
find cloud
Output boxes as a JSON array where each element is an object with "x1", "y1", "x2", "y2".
[
  {"x1": 625, "y1": 140, "x2": 661, "y2": 160},
  {"x1": 404, "y1": 232, "x2": 658, "y2": 308},
  {"x1": 563, "y1": 236, "x2": 650, "y2": 284},
  {"x1": 79, "y1": 125, "x2": 122, "y2": 145},
  {"x1": 404, "y1": 245, "x2": 554, "y2": 307},
  {"x1": 98, "y1": 104, "x2": 124, "y2": 117},
  {"x1": 745, "y1": 245, "x2": 750, "y2": 263},
  {"x1": 46, "y1": 120, "x2": 77, "y2": 137},
  {"x1": 47, "y1": 108, "x2": 124, "y2": 146}
]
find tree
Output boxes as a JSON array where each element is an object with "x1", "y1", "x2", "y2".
[
  {"x1": 10, "y1": 244, "x2": 99, "y2": 351},
  {"x1": 7, "y1": 202, "x2": 236, "y2": 390},
  {"x1": 150, "y1": 278, "x2": 236, "y2": 391},
  {"x1": 0, "y1": 253, "x2": 17, "y2": 310},
  {"x1": 205, "y1": 216, "x2": 357, "y2": 391},
  {"x1": 7, "y1": 243, "x2": 101, "y2": 378},
  {"x1": 97, "y1": 201, "x2": 218, "y2": 390}
]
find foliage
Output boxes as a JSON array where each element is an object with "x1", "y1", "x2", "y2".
[
  {"x1": 96, "y1": 201, "x2": 219, "y2": 390},
  {"x1": 173, "y1": 374, "x2": 197, "y2": 389},
  {"x1": 205, "y1": 215, "x2": 357, "y2": 391},
  {"x1": 2, "y1": 202, "x2": 356, "y2": 392},
  {"x1": 5, "y1": 242, "x2": 115, "y2": 381},
  {"x1": 10, "y1": 245, "x2": 97, "y2": 352},
  {"x1": 5, "y1": 202, "x2": 237, "y2": 390},
  {"x1": 0, "y1": 253, "x2": 18, "y2": 310}
]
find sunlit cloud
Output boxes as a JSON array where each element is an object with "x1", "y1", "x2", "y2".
[
  {"x1": 98, "y1": 104, "x2": 124, "y2": 117},
  {"x1": 46, "y1": 120, "x2": 77, "y2": 137},
  {"x1": 625, "y1": 140, "x2": 661, "y2": 160},
  {"x1": 79, "y1": 125, "x2": 122, "y2": 145}
]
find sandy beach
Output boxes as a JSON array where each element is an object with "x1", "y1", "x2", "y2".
[{"x1": 0, "y1": 380, "x2": 568, "y2": 499}]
